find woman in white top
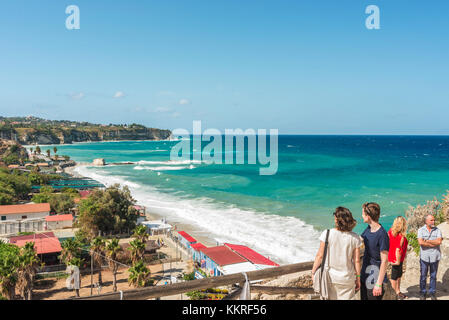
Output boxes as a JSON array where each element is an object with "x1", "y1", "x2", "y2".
[{"x1": 312, "y1": 207, "x2": 362, "y2": 300}]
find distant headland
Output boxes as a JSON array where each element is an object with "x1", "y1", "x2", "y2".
[{"x1": 0, "y1": 116, "x2": 172, "y2": 145}]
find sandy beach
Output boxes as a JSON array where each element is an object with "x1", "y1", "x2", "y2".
[{"x1": 64, "y1": 163, "x2": 218, "y2": 248}]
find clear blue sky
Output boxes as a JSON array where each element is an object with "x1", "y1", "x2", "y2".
[{"x1": 1, "y1": 0, "x2": 448, "y2": 134}]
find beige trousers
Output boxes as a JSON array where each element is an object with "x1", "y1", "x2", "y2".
[{"x1": 327, "y1": 282, "x2": 356, "y2": 300}]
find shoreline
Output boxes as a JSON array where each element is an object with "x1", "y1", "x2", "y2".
[
  {"x1": 23, "y1": 138, "x2": 175, "y2": 148},
  {"x1": 64, "y1": 163, "x2": 219, "y2": 248}
]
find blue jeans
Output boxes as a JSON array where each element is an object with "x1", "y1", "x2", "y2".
[{"x1": 420, "y1": 259, "x2": 439, "y2": 295}]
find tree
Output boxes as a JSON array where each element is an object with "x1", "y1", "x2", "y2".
[
  {"x1": 128, "y1": 239, "x2": 145, "y2": 264},
  {"x1": 77, "y1": 184, "x2": 139, "y2": 238},
  {"x1": 49, "y1": 193, "x2": 74, "y2": 214},
  {"x1": 105, "y1": 239, "x2": 123, "y2": 292},
  {"x1": 16, "y1": 242, "x2": 41, "y2": 300},
  {"x1": 46, "y1": 149, "x2": 51, "y2": 158},
  {"x1": 31, "y1": 186, "x2": 54, "y2": 204},
  {"x1": 53, "y1": 147, "x2": 57, "y2": 155},
  {"x1": 128, "y1": 261, "x2": 151, "y2": 288},
  {"x1": 35, "y1": 146, "x2": 41, "y2": 155},
  {"x1": 0, "y1": 182, "x2": 14, "y2": 205},
  {"x1": 60, "y1": 239, "x2": 83, "y2": 298},
  {"x1": 28, "y1": 172, "x2": 44, "y2": 186},
  {"x1": 0, "y1": 242, "x2": 19, "y2": 300},
  {"x1": 90, "y1": 237, "x2": 106, "y2": 285},
  {"x1": 0, "y1": 170, "x2": 31, "y2": 200},
  {"x1": 132, "y1": 225, "x2": 149, "y2": 243},
  {"x1": 60, "y1": 239, "x2": 82, "y2": 265}
]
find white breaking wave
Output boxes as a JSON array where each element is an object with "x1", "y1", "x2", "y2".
[
  {"x1": 133, "y1": 165, "x2": 195, "y2": 171},
  {"x1": 74, "y1": 165, "x2": 320, "y2": 265},
  {"x1": 137, "y1": 160, "x2": 202, "y2": 165}
]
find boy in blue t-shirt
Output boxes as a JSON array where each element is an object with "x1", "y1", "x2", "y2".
[{"x1": 360, "y1": 202, "x2": 390, "y2": 300}]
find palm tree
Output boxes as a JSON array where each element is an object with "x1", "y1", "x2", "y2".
[
  {"x1": 90, "y1": 237, "x2": 106, "y2": 285},
  {"x1": 35, "y1": 146, "x2": 41, "y2": 155},
  {"x1": 53, "y1": 146, "x2": 58, "y2": 155},
  {"x1": 128, "y1": 239, "x2": 145, "y2": 264},
  {"x1": 105, "y1": 239, "x2": 123, "y2": 292},
  {"x1": 67, "y1": 257, "x2": 83, "y2": 297},
  {"x1": 60, "y1": 238, "x2": 81, "y2": 264},
  {"x1": 46, "y1": 149, "x2": 51, "y2": 158},
  {"x1": 0, "y1": 250, "x2": 19, "y2": 300},
  {"x1": 132, "y1": 225, "x2": 149, "y2": 243},
  {"x1": 60, "y1": 239, "x2": 83, "y2": 298},
  {"x1": 128, "y1": 261, "x2": 151, "y2": 288},
  {"x1": 16, "y1": 242, "x2": 40, "y2": 300}
]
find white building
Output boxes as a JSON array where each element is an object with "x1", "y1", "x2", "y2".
[
  {"x1": 0, "y1": 203, "x2": 51, "y2": 221},
  {"x1": 45, "y1": 214, "x2": 73, "y2": 230}
]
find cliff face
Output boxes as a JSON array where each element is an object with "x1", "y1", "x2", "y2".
[
  {"x1": 0, "y1": 127, "x2": 172, "y2": 145},
  {"x1": 0, "y1": 139, "x2": 29, "y2": 165}
]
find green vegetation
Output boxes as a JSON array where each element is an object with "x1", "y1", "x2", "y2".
[
  {"x1": 0, "y1": 167, "x2": 64, "y2": 205},
  {"x1": 186, "y1": 288, "x2": 229, "y2": 300},
  {"x1": 128, "y1": 261, "x2": 152, "y2": 288},
  {"x1": 405, "y1": 192, "x2": 449, "y2": 256},
  {"x1": 182, "y1": 271, "x2": 196, "y2": 281},
  {"x1": 0, "y1": 116, "x2": 171, "y2": 145},
  {"x1": 90, "y1": 237, "x2": 106, "y2": 285},
  {"x1": 31, "y1": 186, "x2": 76, "y2": 214},
  {"x1": 0, "y1": 142, "x2": 28, "y2": 166},
  {"x1": 105, "y1": 238, "x2": 123, "y2": 292},
  {"x1": 406, "y1": 232, "x2": 420, "y2": 257},
  {"x1": 0, "y1": 167, "x2": 31, "y2": 204},
  {"x1": 76, "y1": 184, "x2": 139, "y2": 238},
  {"x1": 0, "y1": 241, "x2": 41, "y2": 300}
]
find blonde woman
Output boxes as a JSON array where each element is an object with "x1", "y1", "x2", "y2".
[{"x1": 387, "y1": 216, "x2": 409, "y2": 299}]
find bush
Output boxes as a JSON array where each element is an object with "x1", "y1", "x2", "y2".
[
  {"x1": 406, "y1": 232, "x2": 420, "y2": 257},
  {"x1": 182, "y1": 271, "x2": 195, "y2": 281},
  {"x1": 405, "y1": 199, "x2": 441, "y2": 234}
]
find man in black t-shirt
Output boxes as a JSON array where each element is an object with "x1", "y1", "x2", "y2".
[{"x1": 360, "y1": 202, "x2": 390, "y2": 300}]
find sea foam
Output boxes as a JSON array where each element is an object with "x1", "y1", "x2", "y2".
[{"x1": 74, "y1": 165, "x2": 320, "y2": 265}]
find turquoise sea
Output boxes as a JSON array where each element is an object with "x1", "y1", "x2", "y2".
[{"x1": 33, "y1": 136, "x2": 449, "y2": 264}]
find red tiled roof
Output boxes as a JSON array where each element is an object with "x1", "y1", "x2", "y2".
[
  {"x1": 200, "y1": 246, "x2": 247, "y2": 266},
  {"x1": 178, "y1": 231, "x2": 197, "y2": 243},
  {"x1": 191, "y1": 242, "x2": 207, "y2": 251},
  {"x1": 0, "y1": 203, "x2": 50, "y2": 216},
  {"x1": 45, "y1": 214, "x2": 73, "y2": 222},
  {"x1": 224, "y1": 243, "x2": 279, "y2": 267},
  {"x1": 9, "y1": 232, "x2": 56, "y2": 244},
  {"x1": 14, "y1": 237, "x2": 62, "y2": 255}
]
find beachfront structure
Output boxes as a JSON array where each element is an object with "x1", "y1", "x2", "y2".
[
  {"x1": 224, "y1": 243, "x2": 279, "y2": 269},
  {"x1": 32, "y1": 178, "x2": 105, "y2": 191},
  {"x1": 190, "y1": 242, "x2": 207, "y2": 263},
  {"x1": 199, "y1": 246, "x2": 250, "y2": 277},
  {"x1": 45, "y1": 214, "x2": 73, "y2": 230},
  {"x1": 177, "y1": 231, "x2": 197, "y2": 249},
  {"x1": 10, "y1": 232, "x2": 62, "y2": 265},
  {"x1": 134, "y1": 205, "x2": 146, "y2": 224},
  {"x1": 0, "y1": 203, "x2": 50, "y2": 222},
  {"x1": 139, "y1": 220, "x2": 172, "y2": 236}
]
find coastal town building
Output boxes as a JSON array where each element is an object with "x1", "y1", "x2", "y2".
[
  {"x1": 139, "y1": 220, "x2": 172, "y2": 236},
  {"x1": 45, "y1": 214, "x2": 74, "y2": 230},
  {"x1": 10, "y1": 232, "x2": 62, "y2": 265},
  {"x1": 177, "y1": 231, "x2": 197, "y2": 249},
  {"x1": 190, "y1": 242, "x2": 207, "y2": 263},
  {"x1": 199, "y1": 245, "x2": 249, "y2": 277},
  {"x1": 224, "y1": 243, "x2": 279, "y2": 269},
  {"x1": 0, "y1": 203, "x2": 50, "y2": 221}
]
